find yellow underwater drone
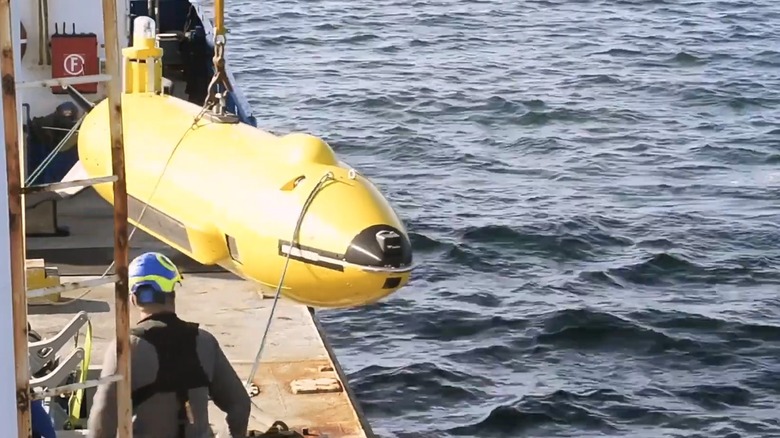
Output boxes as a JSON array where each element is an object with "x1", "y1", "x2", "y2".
[{"x1": 75, "y1": 17, "x2": 413, "y2": 308}]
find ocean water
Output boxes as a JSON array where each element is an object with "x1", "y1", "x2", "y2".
[{"x1": 226, "y1": 0, "x2": 780, "y2": 436}]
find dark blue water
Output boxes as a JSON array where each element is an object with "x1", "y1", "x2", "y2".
[{"x1": 227, "y1": 0, "x2": 780, "y2": 436}]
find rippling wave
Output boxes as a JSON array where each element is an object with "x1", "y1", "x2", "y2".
[{"x1": 223, "y1": 0, "x2": 780, "y2": 435}]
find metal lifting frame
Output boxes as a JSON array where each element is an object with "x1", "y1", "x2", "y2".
[{"x1": 0, "y1": 0, "x2": 132, "y2": 436}]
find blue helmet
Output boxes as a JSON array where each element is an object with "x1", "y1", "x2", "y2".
[{"x1": 128, "y1": 252, "x2": 183, "y2": 304}]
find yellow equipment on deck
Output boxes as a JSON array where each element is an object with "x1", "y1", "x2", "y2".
[
  {"x1": 76, "y1": 17, "x2": 413, "y2": 308},
  {"x1": 26, "y1": 259, "x2": 60, "y2": 304}
]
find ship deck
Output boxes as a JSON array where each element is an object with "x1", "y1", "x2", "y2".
[{"x1": 26, "y1": 189, "x2": 372, "y2": 437}]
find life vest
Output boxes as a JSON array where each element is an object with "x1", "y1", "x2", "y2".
[{"x1": 130, "y1": 312, "x2": 210, "y2": 438}]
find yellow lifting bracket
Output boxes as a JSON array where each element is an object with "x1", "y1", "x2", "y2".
[{"x1": 203, "y1": 0, "x2": 235, "y2": 120}]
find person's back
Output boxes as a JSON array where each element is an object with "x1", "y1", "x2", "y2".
[
  {"x1": 86, "y1": 252, "x2": 250, "y2": 438},
  {"x1": 89, "y1": 313, "x2": 250, "y2": 437}
]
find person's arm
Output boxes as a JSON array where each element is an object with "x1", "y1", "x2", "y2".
[
  {"x1": 86, "y1": 339, "x2": 118, "y2": 438},
  {"x1": 208, "y1": 341, "x2": 251, "y2": 437}
]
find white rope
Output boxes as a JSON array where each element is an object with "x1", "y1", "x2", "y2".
[
  {"x1": 25, "y1": 114, "x2": 85, "y2": 186},
  {"x1": 244, "y1": 171, "x2": 334, "y2": 389}
]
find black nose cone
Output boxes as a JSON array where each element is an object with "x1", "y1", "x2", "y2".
[{"x1": 344, "y1": 225, "x2": 413, "y2": 269}]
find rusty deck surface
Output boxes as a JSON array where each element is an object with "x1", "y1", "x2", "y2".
[{"x1": 26, "y1": 190, "x2": 373, "y2": 437}]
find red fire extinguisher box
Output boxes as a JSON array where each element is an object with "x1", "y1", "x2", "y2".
[{"x1": 51, "y1": 31, "x2": 99, "y2": 94}]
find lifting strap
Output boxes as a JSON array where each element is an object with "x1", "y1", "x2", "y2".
[
  {"x1": 67, "y1": 319, "x2": 93, "y2": 427},
  {"x1": 130, "y1": 313, "x2": 210, "y2": 438}
]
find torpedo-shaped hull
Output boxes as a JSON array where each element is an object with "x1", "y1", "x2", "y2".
[{"x1": 77, "y1": 93, "x2": 413, "y2": 308}]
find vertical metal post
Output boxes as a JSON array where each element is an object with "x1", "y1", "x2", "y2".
[
  {"x1": 0, "y1": 100, "x2": 21, "y2": 437},
  {"x1": 100, "y1": 0, "x2": 132, "y2": 436},
  {"x1": 0, "y1": 0, "x2": 30, "y2": 436},
  {"x1": 214, "y1": 0, "x2": 225, "y2": 36}
]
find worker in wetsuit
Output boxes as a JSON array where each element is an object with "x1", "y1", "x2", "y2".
[{"x1": 87, "y1": 252, "x2": 250, "y2": 438}]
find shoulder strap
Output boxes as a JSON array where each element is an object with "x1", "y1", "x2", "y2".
[
  {"x1": 130, "y1": 315, "x2": 172, "y2": 338},
  {"x1": 130, "y1": 317, "x2": 169, "y2": 408},
  {"x1": 132, "y1": 383, "x2": 159, "y2": 409}
]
